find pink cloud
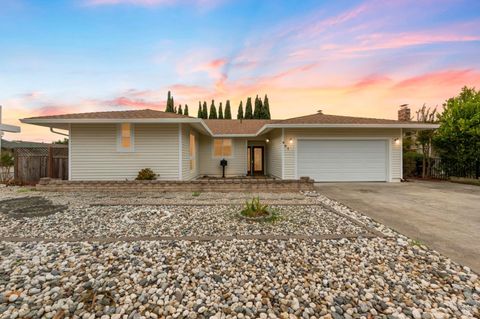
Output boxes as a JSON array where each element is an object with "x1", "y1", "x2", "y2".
[{"x1": 106, "y1": 97, "x2": 166, "y2": 110}]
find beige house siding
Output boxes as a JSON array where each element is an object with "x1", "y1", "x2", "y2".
[
  {"x1": 70, "y1": 123, "x2": 179, "y2": 181},
  {"x1": 181, "y1": 125, "x2": 200, "y2": 181},
  {"x1": 198, "y1": 135, "x2": 247, "y2": 177},
  {"x1": 266, "y1": 129, "x2": 283, "y2": 178},
  {"x1": 283, "y1": 128, "x2": 402, "y2": 182}
]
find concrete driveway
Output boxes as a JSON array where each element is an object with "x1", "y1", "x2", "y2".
[{"x1": 316, "y1": 180, "x2": 480, "y2": 273}]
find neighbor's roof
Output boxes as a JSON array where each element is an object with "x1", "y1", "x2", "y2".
[
  {"x1": 24, "y1": 109, "x2": 192, "y2": 120},
  {"x1": 1, "y1": 139, "x2": 53, "y2": 149},
  {"x1": 204, "y1": 119, "x2": 273, "y2": 135}
]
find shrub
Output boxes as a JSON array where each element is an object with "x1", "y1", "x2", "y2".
[
  {"x1": 192, "y1": 191, "x2": 201, "y2": 197},
  {"x1": 136, "y1": 168, "x2": 157, "y2": 180},
  {"x1": 241, "y1": 197, "x2": 269, "y2": 217}
]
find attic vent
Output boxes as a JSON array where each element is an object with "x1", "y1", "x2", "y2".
[{"x1": 317, "y1": 110, "x2": 323, "y2": 114}]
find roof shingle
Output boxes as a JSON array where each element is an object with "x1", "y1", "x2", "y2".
[{"x1": 25, "y1": 109, "x2": 191, "y2": 120}]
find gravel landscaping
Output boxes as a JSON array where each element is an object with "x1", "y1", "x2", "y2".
[
  {"x1": 1, "y1": 239, "x2": 479, "y2": 319},
  {"x1": 0, "y1": 187, "x2": 479, "y2": 318},
  {"x1": 0, "y1": 204, "x2": 368, "y2": 240}
]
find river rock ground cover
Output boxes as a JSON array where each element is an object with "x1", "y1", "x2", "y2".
[{"x1": 0, "y1": 186, "x2": 479, "y2": 319}]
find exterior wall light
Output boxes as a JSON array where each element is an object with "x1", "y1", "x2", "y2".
[
  {"x1": 394, "y1": 138, "x2": 400, "y2": 145},
  {"x1": 289, "y1": 138, "x2": 293, "y2": 144},
  {"x1": 266, "y1": 138, "x2": 270, "y2": 143}
]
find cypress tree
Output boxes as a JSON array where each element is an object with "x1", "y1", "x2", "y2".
[
  {"x1": 197, "y1": 102, "x2": 202, "y2": 118},
  {"x1": 166, "y1": 91, "x2": 173, "y2": 112},
  {"x1": 174, "y1": 105, "x2": 177, "y2": 114},
  {"x1": 209, "y1": 100, "x2": 217, "y2": 119},
  {"x1": 218, "y1": 102, "x2": 224, "y2": 119},
  {"x1": 244, "y1": 97, "x2": 253, "y2": 119},
  {"x1": 224, "y1": 100, "x2": 232, "y2": 119},
  {"x1": 263, "y1": 94, "x2": 271, "y2": 119},
  {"x1": 253, "y1": 95, "x2": 261, "y2": 119},
  {"x1": 202, "y1": 101, "x2": 208, "y2": 119},
  {"x1": 237, "y1": 101, "x2": 244, "y2": 119},
  {"x1": 178, "y1": 104, "x2": 183, "y2": 115},
  {"x1": 184, "y1": 104, "x2": 189, "y2": 116}
]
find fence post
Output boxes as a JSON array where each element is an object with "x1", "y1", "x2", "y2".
[
  {"x1": 14, "y1": 149, "x2": 19, "y2": 181},
  {"x1": 47, "y1": 146, "x2": 54, "y2": 178}
]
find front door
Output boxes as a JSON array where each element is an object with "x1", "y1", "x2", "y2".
[{"x1": 247, "y1": 146, "x2": 264, "y2": 176}]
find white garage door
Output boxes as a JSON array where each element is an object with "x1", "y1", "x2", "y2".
[{"x1": 297, "y1": 140, "x2": 388, "y2": 182}]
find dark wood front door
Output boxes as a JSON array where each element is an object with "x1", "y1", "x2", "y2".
[{"x1": 247, "y1": 146, "x2": 264, "y2": 176}]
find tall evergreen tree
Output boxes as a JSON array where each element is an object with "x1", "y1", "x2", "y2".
[
  {"x1": 178, "y1": 104, "x2": 183, "y2": 115},
  {"x1": 209, "y1": 100, "x2": 217, "y2": 119},
  {"x1": 184, "y1": 104, "x2": 189, "y2": 116},
  {"x1": 253, "y1": 95, "x2": 261, "y2": 119},
  {"x1": 244, "y1": 97, "x2": 253, "y2": 119},
  {"x1": 174, "y1": 105, "x2": 177, "y2": 114},
  {"x1": 218, "y1": 102, "x2": 224, "y2": 119},
  {"x1": 258, "y1": 97, "x2": 264, "y2": 119},
  {"x1": 202, "y1": 101, "x2": 208, "y2": 119},
  {"x1": 263, "y1": 94, "x2": 271, "y2": 119},
  {"x1": 224, "y1": 100, "x2": 232, "y2": 119},
  {"x1": 166, "y1": 91, "x2": 174, "y2": 112},
  {"x1": 237, "y1": 101, "x2": 244, "y2": 120},
  {"x1": 197, "y1": 102, "x2": 202, "y2": 118}
]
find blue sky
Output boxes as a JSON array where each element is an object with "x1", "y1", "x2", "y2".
[{"x1": 1, "y1": 0, "x2": 480, "y2": 141}]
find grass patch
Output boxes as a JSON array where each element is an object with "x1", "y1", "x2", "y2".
[
  {"x1": 450, "y1": 177, "x2": 480, "y2": 186},
  {"x1": 410, "y1": 239, "x2": 423, "y2": 247},
  {"x1": 192, "y1": 191, "x2": 201, "y2": 197},
  {"x1": 17, "y1": 188, "x2": 32, "y2": 193}
]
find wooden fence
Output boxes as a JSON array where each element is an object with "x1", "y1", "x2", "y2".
[{"x1": 14, "y1": 146, "x2": 68, "y2": 184}]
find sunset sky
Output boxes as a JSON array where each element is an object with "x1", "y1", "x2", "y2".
[{"x1": 1, "y1": 0, "x2": 480, "y2": 142}]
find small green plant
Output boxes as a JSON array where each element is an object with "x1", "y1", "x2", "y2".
[
  {"x1": 410, "y1": 239, "x2": 423, "y2": 247},
  {"x1": 192, "y1": 191, "x2": 201, "y2": 197},
  {"x1": 240, "y1": 197, "x2": 279, "y2": 222},
  {"x1": 136, "y1": 168, "x2": 157, "y2": 180},
  {"x1": 17, "y1": 188, "x2": 31, "y2": 193}
]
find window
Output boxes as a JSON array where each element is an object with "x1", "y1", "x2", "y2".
[
  {"x1": 189, "y1": 133, "x2": 196, "y2": 170},
  {"x1": 213, "y1": 139, "x2": 232, "y2": 157},
  {"x1": 117, "y1": 123, "x2": 134, "y2": 152}
]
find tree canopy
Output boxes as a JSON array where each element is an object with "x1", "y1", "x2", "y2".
[
  {"x1": 237, "y1": 101, "x2": 244, "y2": 120},
  {"x1": 434, "y1": 86, "x2": 480, "y2": 176},
  {"x1": 209, "y1": 100, "x2": 217, "y2": 119},
  {"x1": 224, "y1": 100, "x2": 232, "y2": 119},
  {"x1": 244, "y1": 97, "x2": 253, "y2": 119}
]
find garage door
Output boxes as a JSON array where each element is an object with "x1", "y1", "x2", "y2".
[{"x1": 297, "y1": 140, "x2": 388, "y2": 182}]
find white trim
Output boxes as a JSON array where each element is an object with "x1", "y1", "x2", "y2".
[
  {"x1": 178, "y1": 123, "x2": 182, "y2": 180},
  {"x1": 68, "y1": 124, "x2": 71, "y2": 181},
  {"x1": 21, "y1": 117, "x2": 438, "y2": 138},
  {"x1": 116, "y1": 123, "x2": 135, "y2": 152},
  {"x1": 245, "y1": 139, "x2": 248, "y2": 175},
  {"x1": 281, "y1": 128, "x2": 285, "y2": 179},
  {"x1": 295, "y1": 137, "x2": 391, "y2": 182},
  {"x1": 399, "y1": 128, "x2": 403, "y2": 180},
  {"x1": 255, "y1": 123, "x2": 439, "y2": 136},
  {"x1": 388, "y1": 139, "x2": 392, "y2": 182},
  {"x1": 21, "y1": 117, "x2": 215, "y2": 136}
]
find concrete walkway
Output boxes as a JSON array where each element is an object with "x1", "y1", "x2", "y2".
[{"x1": 316, "y1": 180, "x2": 480, "y2": 273}]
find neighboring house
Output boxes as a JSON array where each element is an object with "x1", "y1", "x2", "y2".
[
  {"x1": 1, "y1": 139, "x2": 53, "y2": 152},
  {"x1": 21, "y1": 109, "x2": 438, "y2": 182}
]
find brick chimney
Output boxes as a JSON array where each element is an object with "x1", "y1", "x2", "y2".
[{"x1": 398, "y1": 104, "x2": 411, "y2": 121}]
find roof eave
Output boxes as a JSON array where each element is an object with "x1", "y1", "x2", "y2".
[{"x1": 256, "y1": 123, "x2": 439, "y2": 135}]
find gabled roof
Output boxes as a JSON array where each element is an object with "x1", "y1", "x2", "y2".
[
  {"x1": 24, "y1": 109, "x2": 192, "y2": 120},
  {"x1": 21, "y1": 109, "x2": 439, "y2": 136},
  {"x1": 276, "y1": 112, "x2": 412, "y2": 125},
  {"x1": 204, "y1": 119, "x2": 273, "y2": 135}
]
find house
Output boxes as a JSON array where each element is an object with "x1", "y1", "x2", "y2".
[{"x1": 21, "y1": 109, "x2": 438, "y2": 182}]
